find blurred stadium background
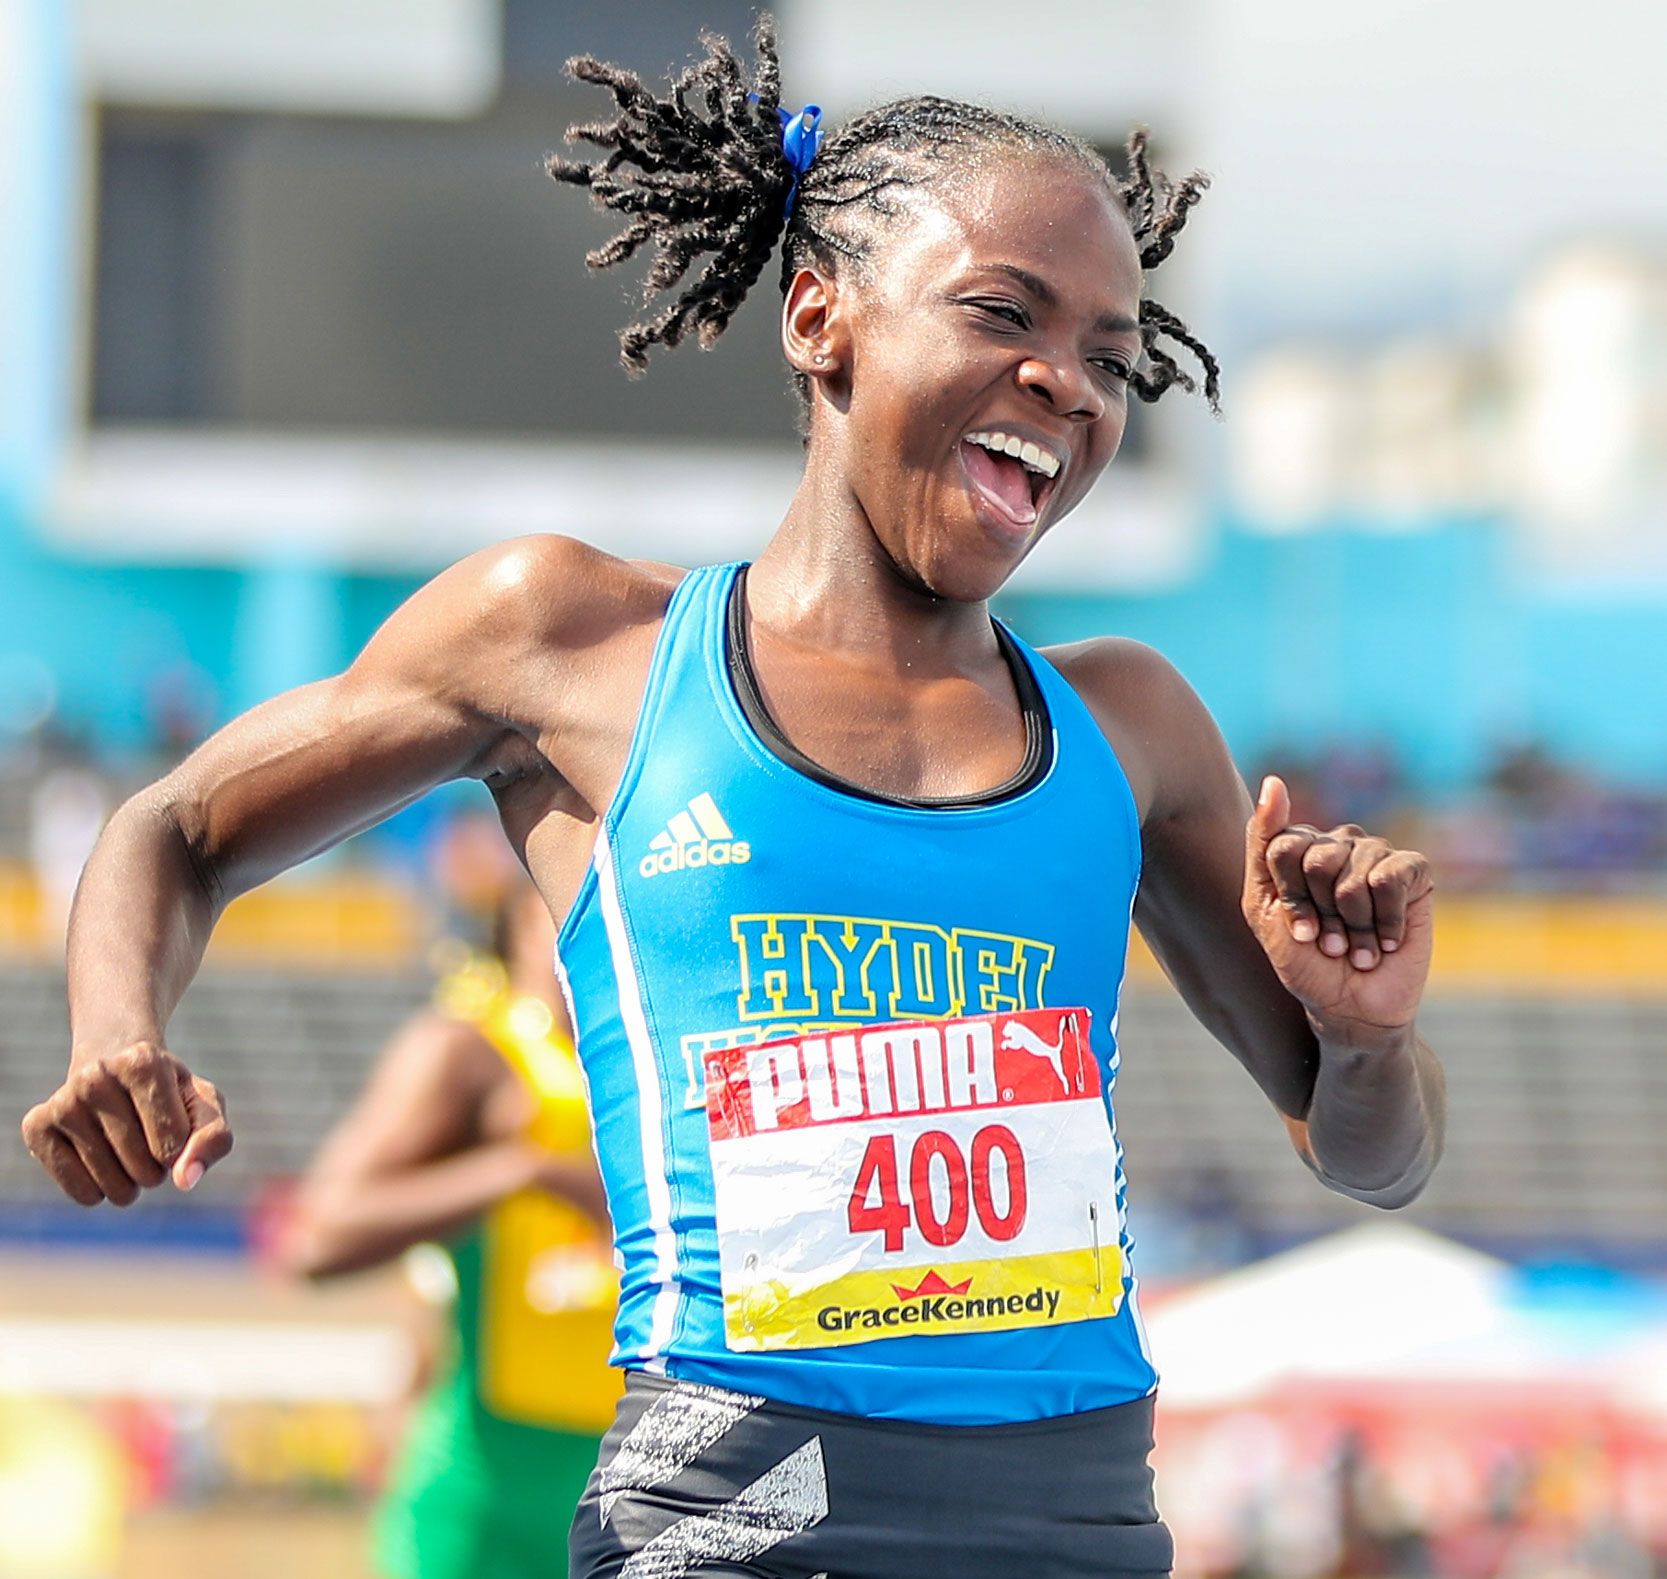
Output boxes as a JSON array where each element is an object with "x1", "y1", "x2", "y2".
[{"x1": 3, "y1": 1, "x2": 1667, "y2": 1575}]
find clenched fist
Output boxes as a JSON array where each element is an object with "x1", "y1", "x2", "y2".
[
  {"x1": 20, "y1": 1043, "x2": 232, "y2": 1207},
  {"x1": 1242, "y1": 775, "x2": 1434, "y2": 1036}
]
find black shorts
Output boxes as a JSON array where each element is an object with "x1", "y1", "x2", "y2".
[{"x1": 569, "y1": 1372, "x2": 1174, "y2": 1578}]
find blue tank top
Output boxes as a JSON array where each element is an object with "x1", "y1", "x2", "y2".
[{"x1": 555, "y1": 563, "x2": 1156, "y2": 1425}]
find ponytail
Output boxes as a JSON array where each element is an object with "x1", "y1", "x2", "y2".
[{"x1": 545, "y1": 15, "x2": 794, "y2": 374}]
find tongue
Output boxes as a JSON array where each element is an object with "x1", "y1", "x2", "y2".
[{"x1": 963, "y1": 443, "x2": 1035, "y2": 523}]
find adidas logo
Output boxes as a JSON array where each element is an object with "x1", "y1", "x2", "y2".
[{"x1": 638, "y1": 792, "x2": 752, "y2": 879}]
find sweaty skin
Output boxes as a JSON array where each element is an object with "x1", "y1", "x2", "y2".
[{"x1": 21, "y1": 152, "x2": 1442, "y2": 1214}]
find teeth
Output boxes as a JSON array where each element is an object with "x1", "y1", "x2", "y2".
[{"x1": 964, "y1": 430, "x2": 1061, "y2": 479}]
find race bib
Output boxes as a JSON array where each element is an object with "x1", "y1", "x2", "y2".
[{"x1": 704, "y1": 1006, "x2": 1125, "y2": 1352}]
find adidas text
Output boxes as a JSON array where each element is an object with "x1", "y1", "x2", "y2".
[{"x1": 640, "y1": 840, "x2": 751, "y2": 879}]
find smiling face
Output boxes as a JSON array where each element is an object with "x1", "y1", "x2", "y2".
[{"x1": 793, "y1": 151, "x2": 1145, "y2": 602}]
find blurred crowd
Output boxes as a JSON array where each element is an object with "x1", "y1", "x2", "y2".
[
  {"x1": 1159, "y1": 1410, "x2": 1667, "y2": 1579},
  {"x1": 1258, "y1": 741, "x2": 1667, "y2": 893},
  {"x1": 6, "y1": 687, "x2": 1665, "y2": 899}
]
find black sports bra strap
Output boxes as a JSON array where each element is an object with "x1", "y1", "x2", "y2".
[{"x1": 725, "y1": 565, "x2": 1053, "y2": 811}]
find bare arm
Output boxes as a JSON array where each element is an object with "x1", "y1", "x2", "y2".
[
  {"x1": 279, "y1": 1014, "x2": 551, "y2": 1279},
  {"x1": 21, "y1": 535, "x2": 613, "y2": 1207},
  {"x1": 1054, "y1": 639, "x2": 1444, "y2": 1209}
]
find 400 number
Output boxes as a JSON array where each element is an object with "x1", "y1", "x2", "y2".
[{"x1": 846, "y1": 1126, "x2": 1028, "y2": 1253}]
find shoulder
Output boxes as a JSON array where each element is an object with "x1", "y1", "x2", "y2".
[
  {"x1": 349, "y1": 535, "x2": 686, "y2": 715},
  {"x1": 428, "y1": 535, "x2": 686, "y2": 653},
  {"x1": 1041, "y1": 636, "x2": 1218, "y2": 824},
  {"x1": 384, "y1": 1008, "x2": 501, "y2": 1085},
  {"x1": 369, "y1": 1009, "x2": 513, "y2": 1125},
  {"x1": 1042, "y1": 635, "x2": 1199, "y2": 718}
]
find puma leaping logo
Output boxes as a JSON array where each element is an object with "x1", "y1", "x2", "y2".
[{"x1": 1000, "y1": 1016, "x2": 1075, "y2": 1093}]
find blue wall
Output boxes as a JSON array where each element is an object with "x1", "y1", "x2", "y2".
[
  {"x1": 4, "y1": 506, "x2": 1665, "y2": 793},
  {"x1": 0, "y1": 511, "x2": 431, "y2": 757},
  {"x1": 1000, "y1": 515, "x2": 1667, "y2": 794}
]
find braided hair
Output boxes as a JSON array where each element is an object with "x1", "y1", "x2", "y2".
[{"x1": 546, "y1": 14, "x2": 1220, "y2": 414}]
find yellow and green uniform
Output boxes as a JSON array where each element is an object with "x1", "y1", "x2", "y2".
[{"x1": 373, "y1": 957, "x2": 622, "y2": 1579}]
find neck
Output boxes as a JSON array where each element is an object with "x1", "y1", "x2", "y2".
[{"x1": 748, "y1": 437, "x2": 1001, "y2": 675}]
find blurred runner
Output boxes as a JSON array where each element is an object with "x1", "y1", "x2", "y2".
[{"x1": 279, "y1": 885, "x2": 619, "y2": 1579}]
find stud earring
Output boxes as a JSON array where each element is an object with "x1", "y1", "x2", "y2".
[{"x1": 813, "y1": 353, "x2": 827, "y2": 366}]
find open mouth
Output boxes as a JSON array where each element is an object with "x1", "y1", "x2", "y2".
[{"x1": 960, "y1": 429, "x2": 1062, "y2": 534}]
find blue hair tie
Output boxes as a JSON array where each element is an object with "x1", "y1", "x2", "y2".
[{"x1": 750, "y1": 95, "x2": 824, "y2": 219}]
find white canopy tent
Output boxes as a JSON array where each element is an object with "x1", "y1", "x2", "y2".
[{"x1": 1144, "y1": 1221, "x2": 1663, "y2": 1412}]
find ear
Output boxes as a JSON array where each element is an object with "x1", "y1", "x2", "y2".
[{"x1": 781, "y1": 266, "x2": 847, "y2": 382}]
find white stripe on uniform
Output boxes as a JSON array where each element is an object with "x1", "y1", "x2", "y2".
[{"x1": 596, "y1": 826, "x2": 681, "y2": 1371}]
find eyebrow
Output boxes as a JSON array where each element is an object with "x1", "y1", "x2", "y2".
[{"x1": 985, "y1": 262, "x2": 1140, "y2": 336}]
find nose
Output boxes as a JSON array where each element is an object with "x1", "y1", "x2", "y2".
[{"x1": 1016, "y1": 355, "x2": 1105, "y2": 423}]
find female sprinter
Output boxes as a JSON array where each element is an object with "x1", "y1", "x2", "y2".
[{"x1": 22, "y1": 18, "x2": 1443, "y2": 1577}]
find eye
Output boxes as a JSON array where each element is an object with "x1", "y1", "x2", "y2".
[
  {"x1": 1091, "y1": 356, "x2": 1133, "y2": 383},
  {"x1": 967, "y1": 298, "x2": 1030, "y2": 330}
]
